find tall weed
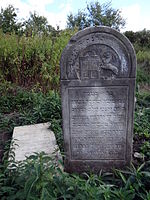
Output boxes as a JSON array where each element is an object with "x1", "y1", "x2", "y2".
[{"x1": 0, "y1": 29, "x2": 76, "y2": 91}]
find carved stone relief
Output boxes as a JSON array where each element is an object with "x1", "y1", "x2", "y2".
[
  {"x1": 65, "y1": 32, "x2": 131, "y2": 80},
  {"x1": 60, "y1": 27, "x2": 136, "y2": 173}
]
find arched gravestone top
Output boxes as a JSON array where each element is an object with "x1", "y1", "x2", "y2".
[
  {"x1": 60, "y1": 26, "x2": 136, "y2": 80},
  {"x1": 60, "y1": 26, "x2": 136, "y2": 173}
]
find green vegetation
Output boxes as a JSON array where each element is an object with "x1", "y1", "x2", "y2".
[
  {"x1": 0, "y1": 87, "x2": 150, "y2": 200},
  {"x1": 0, "y1": 5, "x2": 22, "y2": 34},
  {"x1": 0, "y1": 67, "x2": 149, "y2": 200},
  {"x1": 125, "y1": 29, "x2": 150, "y2": 80},
  {"x1": 0, "y1": 3, "x2": 149, "y2": 200},
  {"x1": 0, "y1": 85, "x2": 62, "y2": 152},
  {"x1": 0, "y1": 151, "x2": 150, "y2": 200},
  {"x1": 0, "y1": 29, "x2": 76, "y2": 92},
  {"x1": 67, "y1": 1, "x2": 125, "y2": 31},
  {"x1": 24, "y1": 12, "x2": 55, "y2": 36}
]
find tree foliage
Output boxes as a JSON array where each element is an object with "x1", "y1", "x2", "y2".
[
  {"x1": 0, "y1": 5, "x2": 21, "y2": 34},
  {"x1": 125, "y1": 29, "x2": 150, "y2": 48},
  {"x1": 24, "y1": 12, "x2": 55, "y2": 36},
  {"x1": 67, "y1": 1, "x2": 125, "y2": 31},
  {"x1": 0, "y1": 5, "x2": 56, "y2": 36}
]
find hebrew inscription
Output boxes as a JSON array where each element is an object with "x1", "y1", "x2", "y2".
[
  {"x1": 69, "y1": 87, "x2": 128, "y2": 160},
  {"x1": 60, "y1": 26, "x2": 136, "y2": 172}
]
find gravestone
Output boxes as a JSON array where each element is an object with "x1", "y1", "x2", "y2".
[
  {"x1": 60, "y1": 26, "x2": 136, "y2": 173},
  {"x1": 10, "y1": 123, "x2": 61, "y2": 162}
]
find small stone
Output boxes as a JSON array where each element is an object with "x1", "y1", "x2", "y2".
[{"x1": 134, "y1": 152, "x2": 144, "y2": 159}]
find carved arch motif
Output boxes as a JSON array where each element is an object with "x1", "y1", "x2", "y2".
[{"x1": 60, "y1": 27, "x2": 136, "y2": 80}]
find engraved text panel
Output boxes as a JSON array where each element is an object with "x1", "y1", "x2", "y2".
[{"x1": 69, "y1": 87, "x2": 128, "y2": 160}]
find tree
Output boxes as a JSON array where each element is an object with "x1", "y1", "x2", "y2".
[
  {"x1": 0, "y1": 5, "x2": 21, "y2": 34},
  {"x1": 67, "y1": 1, "x2": 125, "y2": 31},
  {"x1": 67, "y1": 11, "x2": 90, "y2": 30},
  {"x1": 24, "y1": 12, "x2": 55, "y2": 36}
]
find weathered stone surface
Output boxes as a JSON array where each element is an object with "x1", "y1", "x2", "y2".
[
  {"x1": 60, "y1": 26, "x2": 136, "y2": 173},
  {"x1": 11, "y1": 123, "x2": 60, "y2": 162}
]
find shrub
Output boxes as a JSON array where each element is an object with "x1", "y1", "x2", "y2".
[
  {"x1": 136, "y1": 67, "x2": 150, "y2": 85},
  {"x1": 0, "y1": 85, "x2": 62, "y2": 157},
  {"x1": 0, "y1": 29, "x2": 76, "y2": 92},
  {"x1": 136, "y1": 51, "x2": 150, "y2": 74},
  {"x1": 0, "y1": 151, "x2": 150, "y2": 200},
  {"x1": 124, "y1": 29, "x2": 150, "y2": 49}
]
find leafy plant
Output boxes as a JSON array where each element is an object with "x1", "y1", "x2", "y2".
[
  {"x1": 0, "y1": 150, "x2": 150, "y2": 200},
  {"x1": 0, "y1": 86, "x2": 62, "y2": 161},
  {"x1": 0, "y1": 29, "x2": 75, "y2": 92}
]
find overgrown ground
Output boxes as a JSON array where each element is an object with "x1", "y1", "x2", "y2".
[
  {"x1": 0, "y1": 66, "x2": 149, "y2": 199},
  {"x1": 0, "y1": 30, "x2": 150, "y2": 199}
]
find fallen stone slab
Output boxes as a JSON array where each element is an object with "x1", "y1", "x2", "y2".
[{"x1": 10, "y1": 122, "x2": 61, "y2": 163}]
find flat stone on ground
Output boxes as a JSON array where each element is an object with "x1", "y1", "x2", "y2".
[{"x1": 11, "y1": 122, "x2": 61, "y2": 162}]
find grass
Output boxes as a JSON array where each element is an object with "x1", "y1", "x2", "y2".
[
  {"x1": 136, "y1": 67, "x2": 150, "y2": 86},
  {"x1": 0, "y1": 26, "x2": 150, "y2": 199},
  {"x1": 0, "y1": 151, "x2": 150, "y2": 199},
  {"x1": 0, "y1": 83, "x2": 62, "y2": 155},
  {"x1": 0, "y1": 66, "x2": 149, "y2": 199}
]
